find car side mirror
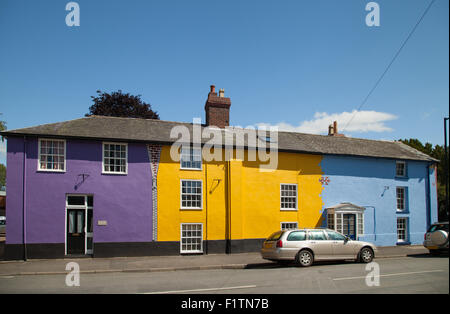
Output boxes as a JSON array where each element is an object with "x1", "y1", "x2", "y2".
[{"x1": 344, "y1": 236, "x2": 349, "y2": 243}]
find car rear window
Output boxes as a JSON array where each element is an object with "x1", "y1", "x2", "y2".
[
  {"x1": 287, "y1": 231, "x2": 306, "y2": 241},
  {"x1": 428, "y1": 224, "x2": 449, "y2": 232},
  {"x1": 267, "y1": 231, "x2": 284, "y2": 241}
]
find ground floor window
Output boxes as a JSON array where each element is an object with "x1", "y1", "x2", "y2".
[
  {"x1": 397, "y1": 217, "x2": 408, "y2": 243},
  {"x1": 281, "y1": 222, "x2": 298, "y2": 230},
  {"x1": 180, "y1": 223, "x2": 203, "y2": 253}
]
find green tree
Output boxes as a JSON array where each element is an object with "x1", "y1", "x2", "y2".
[
  {"x1": 86, "y1": 90, "x2": 160, "y2": 120},
  {"x1": 399, "y1": 138, "x2": 448, "y2": 221},
  {"x1": 0, "y1": 113, "x2": 5, "y2": 142}
]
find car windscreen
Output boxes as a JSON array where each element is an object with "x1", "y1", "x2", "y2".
[
  {"x1": 266, "y1": 231, "x2": 284, "y2": 241},
  {"x1": 428, "y1": 224, "x2": 449, "y2": 232}
]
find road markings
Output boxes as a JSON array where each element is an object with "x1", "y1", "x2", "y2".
[
  {"x1": 142, "y1": 285, "x2": 257, "y2": 294},
  {"x1": 333, "y1": 269, "x2": 444, "y2": 281}
]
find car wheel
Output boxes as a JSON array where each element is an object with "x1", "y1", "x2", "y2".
[
  {"x1": 359, "y1": 247, "x2": 374, "y2": 263},
  {"x1": 296, "y1": 250, "x2": 314, "y2": 267}
]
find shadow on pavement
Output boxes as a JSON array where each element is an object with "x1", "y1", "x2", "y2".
[{"x1": 406, "y1": 252, "x2": 449, "y2": 258}]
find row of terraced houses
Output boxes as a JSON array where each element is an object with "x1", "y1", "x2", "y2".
[{"x1": 1, "y1": 85, "x2": 438, "y2": 259}]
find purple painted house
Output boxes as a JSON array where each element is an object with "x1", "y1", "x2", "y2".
[{"x1": 4, "y1": 133, "x2": 164, "y2": 259}]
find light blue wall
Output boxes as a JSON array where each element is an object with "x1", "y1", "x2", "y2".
[{"x1": 320, "y1": 155, "x2": 438, "y2": 247}]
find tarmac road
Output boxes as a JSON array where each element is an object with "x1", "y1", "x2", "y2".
[{"x1": 0, "y1": 255, "x2": 448, "y2": 294}]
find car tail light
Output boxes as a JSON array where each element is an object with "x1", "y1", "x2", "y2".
[
  {"x1": 424, "y1": 233, "x2": 427, "y2": 240},
  {"x1": 276, "y1": 240, "x2": 283, "y2": 248}
]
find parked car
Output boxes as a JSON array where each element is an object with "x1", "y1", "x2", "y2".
[
  {"x1": 261, "y1": 228, "x2": 377, "y2": 267},
  {"x1": 0, "y1": 216, "x2": 5, "y2": 234},
  {"x1": 423, "y1": 222, "x2": 449, "y2": 255}
]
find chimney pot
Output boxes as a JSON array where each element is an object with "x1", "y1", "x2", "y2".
[
  {"x1": 219, "y1": 88, "x2": 225, "y2": 97},
  {"x1": 210, "y1": 85, "x2": 216, "y2": 94},
  {"x1": 333, "y1": 121, "x2": 338, "y2": 134}
]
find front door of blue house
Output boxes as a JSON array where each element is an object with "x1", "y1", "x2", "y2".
[{"x1": 343, "y1": 214, "x2": 356, "y2": 240}]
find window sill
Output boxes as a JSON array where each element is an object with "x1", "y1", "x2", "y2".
[
  {"x1": 180, "y1": 167, "x2": 202, "y2": 171},
  {"x1": 396, "y1": 241, "x2": 411, "y2": 246},
  {"x1": 102, "y1": 172, "x2": 128, "y2": 176},
  {"x1": 280, "y1": 209, "x2": 298, "y2": 212},
  {"x1": 180, "y1": 208, "x2": 203, "y2": 211},
  {"x1": 396, "y1": 210, "x2": 410, "y2": 214},
  {"x1": 395, "y1": 176, "x2": 408, "y2": 180},
  {"x1": 37, "y1": 169, "x2": 66, "y2": 173}
]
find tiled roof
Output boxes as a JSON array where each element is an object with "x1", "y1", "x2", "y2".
[{"x1": 0, "y1": 115, "x2": 438, "y2": 162}]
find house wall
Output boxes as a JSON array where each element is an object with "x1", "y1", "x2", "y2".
[
  {"x1": 5, "y1": 136, "x2": 154, "y2": 259},
  {"x1": 157, "y1": 146, "x2": 324, "y2": 252},
  {"x1": 320, "y1": 155, "x2": 438, "y2": 246}
]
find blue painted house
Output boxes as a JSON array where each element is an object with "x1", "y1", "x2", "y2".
[{"x1": 321, "y1": 155, "x2": 438, "y2": 246}]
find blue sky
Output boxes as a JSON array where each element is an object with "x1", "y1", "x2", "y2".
[{"x1": 0, "y1": 0, "x2": 448, "y2": 165}]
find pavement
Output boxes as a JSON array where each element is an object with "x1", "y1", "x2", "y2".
[{"x1": 0, "y1": 245, "x2": 434, "y2": 277}]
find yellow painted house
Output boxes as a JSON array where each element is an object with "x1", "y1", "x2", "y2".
[
  {"x1": 157, "y1": 146, "x2": 324, "y2": 253},
  {"x1": 148, "y1": 86, "x2": 326, "y2": 253}
]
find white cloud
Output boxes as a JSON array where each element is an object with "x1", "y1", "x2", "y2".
[{"x1": 254, "y1": 110, "x2": 397, "y2": 135}]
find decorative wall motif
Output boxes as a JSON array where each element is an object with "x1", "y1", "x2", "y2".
[
  {"x1": 147, "y1": 144, "x2": 162, "y2": 241},
  {"x1": 319, "y1": 176, "x2": 330, "y2": 185}
]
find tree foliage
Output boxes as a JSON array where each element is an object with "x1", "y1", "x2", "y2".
[
  {"x1": 86, "y1": 90, "x2": 159, "y2": 120},
  {"x1": 399, "y1": 138, "x2": 448, "y2": 221}
]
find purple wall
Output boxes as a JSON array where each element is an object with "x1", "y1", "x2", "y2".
[{"x1": 6, "y1": 136, "x2": 153, "y2": 245}]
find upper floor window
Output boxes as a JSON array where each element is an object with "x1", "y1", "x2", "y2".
[
  {"x1": 396, "y1": 187, "x2": 407, "y2": 211},
  {"x1": 396, "y1": 161, "x2": 406, "y2": 177},
  {"x1": 181, "y1": 180, "x2": 202, "y2": 209},
  {"x1": 280, "y1": 184, "x2": 297, "y2": 210},
  {"x1": 180, "y1": 146, "x2": 202, "y2": 170},
  {"x1": 38, "y1": 139, "x2": 66, "y2": 172},
  {"x1": 103, "y1": 142, "x2": 127, "y2": 174}
]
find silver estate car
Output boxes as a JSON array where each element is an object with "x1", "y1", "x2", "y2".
[{"x1": 261, "y1": 228, "x2": 377, "y2": 267}]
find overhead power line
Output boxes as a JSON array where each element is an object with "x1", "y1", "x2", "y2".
[{"x1": 342, "y1": 0, "x2": 437, "y2": 133}]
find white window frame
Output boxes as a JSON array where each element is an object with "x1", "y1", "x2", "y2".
[
  {"x1": 396, "y1": 187, "x2": 407, "y2": 212},
  {"x1": 180, "y1": 146, "x2": 202, "y2": 170},
  {"x1": 38, "y1": 138, "x2": 66, "y2": 172},
  {"x1": 102, "y1": 142, "x2": 128, "y2": 175},
  {"x1": 180, "y1": 223, "x2": 203, "y2": 254},
  {"x1": 327, "y1": 213, "x2": 335, "y2": 230},
  {"x1": 280, "y1": 183, "x2": 298, "y2": 211},
  {"x1": 327, "y1": 212, "x2": 364, "y2": 238},
  {"x1": 180, "y1": 179, "x2": 203, "y2": 210},
  {"x1": 281, "y1": 222, "x2": 298, "y2": 230},
  {"x1": 396, "y1": 161, "x2": 406, "y2": 177},
  {"x1": 397, "y1": 217, "x2": 408, "y2": 243}
]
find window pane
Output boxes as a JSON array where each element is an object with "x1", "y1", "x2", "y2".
[
  {"x1": 67, "y1": 196, "x2": 85, "y2": 206},
  {"x1": 287, "y1": 231, "x2": 306, "y2": 241},
  {"x1": 309, "y1": 230, "x2": 326, "y2": 240}
]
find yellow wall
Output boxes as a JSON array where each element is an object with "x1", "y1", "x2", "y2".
[{"x1": 157, "y1": 146, "x2": 324, "y2": 242}]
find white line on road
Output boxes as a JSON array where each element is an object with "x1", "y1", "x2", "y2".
[
  {"x1": 142, "y1": 285, "x2": 257, "y2": 294},
  {"x1": 333, "y1": 270, "x2": 444, "y2": 281}
]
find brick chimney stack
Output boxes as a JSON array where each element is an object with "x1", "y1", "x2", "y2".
[
  {"x1": 328, "y1": 121, "x2": 345, "y2": 137},
  {"x1": 205, "y1": 85, "x2": 231, "y2": 128}
]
